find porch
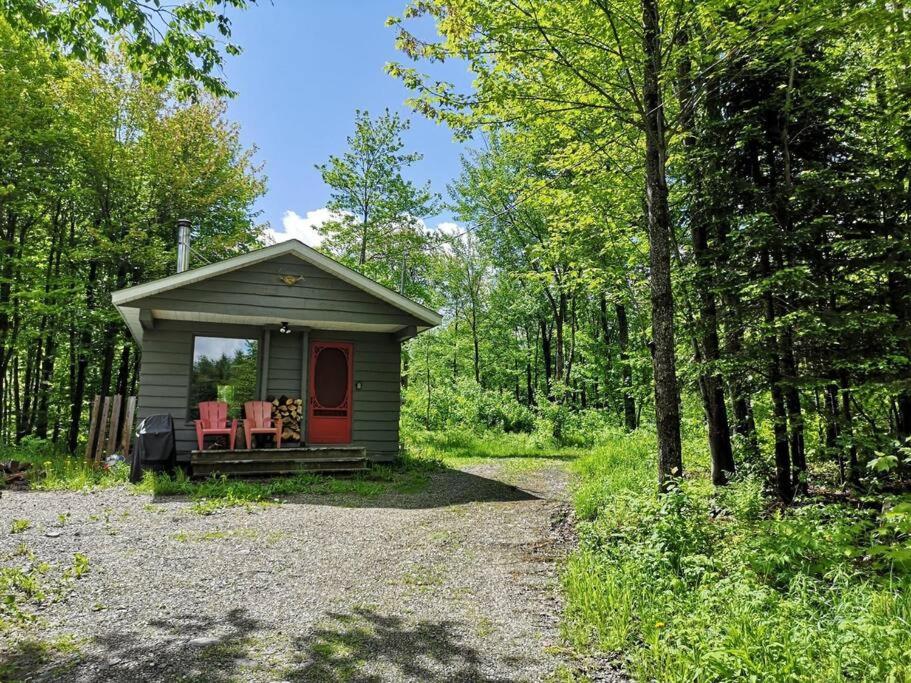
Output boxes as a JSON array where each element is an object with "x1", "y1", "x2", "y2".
[{"x1": 191, "y1": 445, "x2": 368, "y2": 477}]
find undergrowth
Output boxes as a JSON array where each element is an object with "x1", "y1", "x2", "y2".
[
  {"x1": 1, "y1": 437, "x2": 129, "y2": 492},
  {"x1": 563, "y1": 430, "x2": 911, "y2": 681}
]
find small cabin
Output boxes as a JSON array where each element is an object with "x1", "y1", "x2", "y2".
[{"x1": 112, "y1": 238, "x2": 440, "y2": 469}]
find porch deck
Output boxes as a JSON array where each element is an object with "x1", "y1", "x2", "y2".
[{"x1": 190, "y1": 446, "x2": 368, "y2": 477}]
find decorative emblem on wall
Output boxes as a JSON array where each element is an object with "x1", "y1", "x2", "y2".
[{"x1": 279, "y1": 274, "x2": 304, "y2": 286}]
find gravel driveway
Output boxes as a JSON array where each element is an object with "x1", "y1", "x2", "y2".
[{"x1": 1, "y1": 463, "x2": 574, "y2": 682}]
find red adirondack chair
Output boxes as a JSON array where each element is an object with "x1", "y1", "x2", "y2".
[
  {"x1": 243, "y1": 401, "x2": 282, "y2": 449},
  {"x1": 194, "y1": 401, "x2": 238, "y2": 450}
]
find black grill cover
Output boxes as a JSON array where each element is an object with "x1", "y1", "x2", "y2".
[{"x1": 129, "y1": 414, "x2": 177, "y2": 482}]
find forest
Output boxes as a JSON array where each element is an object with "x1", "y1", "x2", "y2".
[{"x1": 1, "y1": 0, "x2": 910, "y2": 680}]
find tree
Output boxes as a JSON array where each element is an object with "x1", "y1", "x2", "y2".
[
  {"x1": 389, "y1": 0, "x2": 911, "y2": 501},
  {"x1": 316, "y1": 109, "x2": 439, "y2": 301},
  {"x1": 1, "y1": 0, "x2": 254, "y2": 97},
  {"x1": 390, "y1": 0, "x2": 688, "y2": 487},
  {"x1": 0, "y1": 18, "x2": 264, "y2": 450}
]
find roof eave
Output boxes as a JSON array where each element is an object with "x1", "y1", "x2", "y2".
[{"x1": 110, "y1": 240, "x2": 443, "y2": 328}]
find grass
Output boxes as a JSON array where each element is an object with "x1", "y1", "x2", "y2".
[
  {"x1": 4, "y1": 436, "x2": 437, "y2": 513},
  {"x1": 9, "y1": 425, "x2": 910, "y2": 680},
  {"x1": 0, "y1": 438, "x2": 130, "y2": 492},
  {"x1": 405, "y1": 427, "x2": 582, "y2": 472},
  {"x1": 562, "y1": 429, "x2": 911, "y2": 682},
  {"x1": 132, "y1": 453, "x2": 436, "y2": 514},
  {"x1": 5, "y1": 429, "x2": 564, "y2": 513},
  {"x1": 0, "y1": 634, "x2": 84, "y2": 681}
]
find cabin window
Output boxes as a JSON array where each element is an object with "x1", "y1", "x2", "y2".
[{"x1": 188, "y1": 336, "x2": 259, "y2": 419}]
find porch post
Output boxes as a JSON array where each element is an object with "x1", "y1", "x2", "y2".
[
  {"x1": 300, "y1": 329, "x2": 309, "y2": 444},
  {"x1": 260, "y1": 328, "x2": 271, "y2": 400}
]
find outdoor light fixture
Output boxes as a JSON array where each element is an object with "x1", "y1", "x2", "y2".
[{"x1": 279, "y1": 322, "x2": 292, "y2": 335}]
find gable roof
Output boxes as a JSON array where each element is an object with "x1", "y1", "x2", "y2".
[{"x1": 112, "y1": 239, "x2": 442, "y2": 341}]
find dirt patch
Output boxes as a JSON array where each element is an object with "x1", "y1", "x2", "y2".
[{"x1": 1, "y1": 464, "x2": 575, "y2": 682}]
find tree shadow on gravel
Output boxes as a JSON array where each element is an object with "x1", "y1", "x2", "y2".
[
  {"x1": 352, "y1": 468, "x2": 542, "y2": 509},
  {"x1": 0, "y1": 608, "x2": 263, "y2": 682},
  {"x1": 281, "y1": 606, "x2": 519, "y2": 682},
  {"x1": 1, "y1": 606, "x2": 527, "y2": 682}
]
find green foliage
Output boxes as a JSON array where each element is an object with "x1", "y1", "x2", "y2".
[
  {"x1": 404, "y1": 427, "x2": 579, "y2": 473},
  {"x1": 564, "y1": 431, "x2": 911, "y2": 681},
  {"x1": 1, "y1": 0, "x2": 254, "y2": 97},
  {"x1": 0, "y1": 16, "x2": 265, "y2": 452},
  {"x1": 403, "y1": 377, "x2": 536, "y2": 433},
  {"x1": 3, "y1": 438, "x2": 129, "y2": 491}
]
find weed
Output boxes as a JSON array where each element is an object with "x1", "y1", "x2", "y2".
[
  {"x1": 1, "y1": 547, "x2": 89, "y2": 632},
  {"x1": 135, "y1": 452, "x2": 435, "y2": 514},
  {"x1": 475, "y1": 617, "x2": 494, "y2": 637},
  {"x1": 10, "y1": 519, "x2": 31, "y2": 534},
  {"x1": 69, "y1": 554, "x2": 90, "y2": 579},
  {"x1": 400, "y1": 563, "x2": 444, "y2": 588}
]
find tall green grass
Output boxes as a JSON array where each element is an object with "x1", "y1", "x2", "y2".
[
  {"x1": 404, "y1": 427, "x2": 583, "y2": 471},
  {"x1": 563, "y1": 431, "x2": 911, "y2": 681},
  {"x1": 1, "y1": 437, "x2": 129, "y2": 491}
]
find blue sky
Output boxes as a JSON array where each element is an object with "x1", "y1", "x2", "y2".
[{"x1": 221, "y1": 2, "x2": 472, "y2": 244}]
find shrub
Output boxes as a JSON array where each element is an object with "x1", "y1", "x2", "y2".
[
  {"x1": 403, "y1": 378, "x2": 536, "y2": 433},
  {"x1": 403, "y1": 377, "x2": 622, "y2": 445}
]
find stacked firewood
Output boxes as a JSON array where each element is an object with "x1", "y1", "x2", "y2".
[{"x1": 271, "y1": 396, "x2": 303, "y2": 443}]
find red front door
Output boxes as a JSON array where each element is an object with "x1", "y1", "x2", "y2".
[{"x1": 307, "y1": 342, "x2": 353, "y2": 444}]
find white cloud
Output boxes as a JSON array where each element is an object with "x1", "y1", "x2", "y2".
[
  {"x1": 430, "y1": 220, "x2": 468, "y2": 255},
  {"x1": 262, "y1": 208, "x2": 339, "y2": 247},
  {"x1": 434, "y1": 221, "x2": 462, "y2": 236}
]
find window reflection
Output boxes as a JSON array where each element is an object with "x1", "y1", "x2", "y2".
[{"x1": 189, "y1": 336, "x2": 258, "y2": 419}]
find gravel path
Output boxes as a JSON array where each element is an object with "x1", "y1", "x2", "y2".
[{"x1": 1, "y1": 464, "x2": 575, "y2": 682}]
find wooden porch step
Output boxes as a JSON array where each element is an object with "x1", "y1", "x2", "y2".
[{"x1": 190, "y1": 446, "x2": 368, "y2": 477}]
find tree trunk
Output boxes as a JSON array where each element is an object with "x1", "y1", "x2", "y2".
[
  {"x1": 775, "y1": 57, "x2": 807, "y2": 494},
  {"x1": 762, "y1": 248, "x2": 793, "y2": 502},
  {"x1": 554, "y1": 292, "x2": 566, "y2": 397},
  {"x1": 540, "y1": 318, "x2": 553, "y2": 400},
  {"x1": 642, "y1": 0, "x2": 682, "y2": 489},
  {"x1": 781, "y1": 328, "x2": 806, "y2": 493},
  {"x1": 615, "y1": 303, "x2": 637, "y2": 431},
  {"x1": 841, "y1": 380, "x2": 859, "y2": 485},
  {"x1": 526, "y1": 358, "x2": 534, "y2": 406},
  {"x1": 824, "y1": 383, "x2": 843, "y2": 483},
  {"x1": 68, "y1": 259, "x2": 98, "y2": 454},
  {"x1": 676, "y1": 38, "x2": 735, "y2": 484}
]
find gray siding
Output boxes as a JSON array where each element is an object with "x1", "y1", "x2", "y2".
[
  {"x1": 266, "y1": 329, "x2": 303, "y2": 398},
  {"x1": 131, "y1": 254, "x2": 424, "y2": 328},
  {"x1": 137, "y1": 320, "x2": 401, "y2": 461}
]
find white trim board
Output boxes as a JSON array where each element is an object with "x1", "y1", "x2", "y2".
[{"x1": 112, "y1": 239, "x2": 442, "y2": 341}]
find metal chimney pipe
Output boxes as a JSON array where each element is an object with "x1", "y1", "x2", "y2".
[{"x1": 177, "y1": 218, "x2": 191, "y2": 273}]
